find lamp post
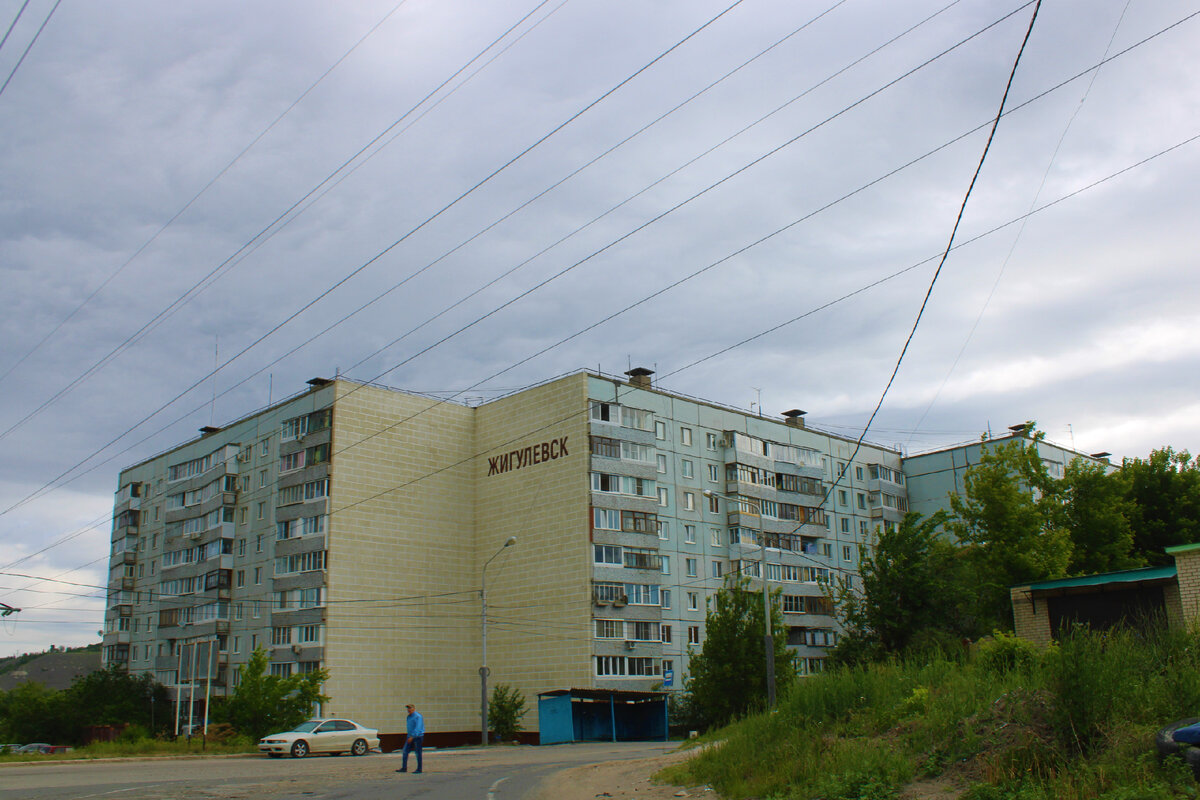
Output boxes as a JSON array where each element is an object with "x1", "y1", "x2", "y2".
[
  {"x1": 703, "y1": 489, "x2": 776, "y2": 708},
  {"x1": 481, "y1": 535, "x2": 516, "y2": 746}
]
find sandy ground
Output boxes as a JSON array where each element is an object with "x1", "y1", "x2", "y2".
[{"x1": 527, "y1": 746, "x2": 713, "y2": 800}]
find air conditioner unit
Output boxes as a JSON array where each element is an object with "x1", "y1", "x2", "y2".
[
  {"x1": 592, "y1": 593, "x2": 609, "y2": 607},
  {"x1": 236, "y1": 452, "x2": 250, "y2": 463},
  {"x1": 624, "y1": 640, "x2": 636, "y2": 651},
  {"x1": 612, "y1": 594, "x2": 628, "y2": 608},
  {"x1": 291, "y1": 644, "x2": 302, "y2": 655}
]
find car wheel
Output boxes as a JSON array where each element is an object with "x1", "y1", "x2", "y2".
[
  {"x1": 1156, "y1": 718, "x2": 1200, "y2": 759},
  {"x1": 351, "y1": 738, "x2": 368, "y2": 756},
  {"x1": 291, "y1": 740, "x2": 309, "y2": 759}
]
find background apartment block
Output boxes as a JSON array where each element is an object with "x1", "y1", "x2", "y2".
[{"x1": 103, "y1": 369, "x2": 907, "y2": 737}]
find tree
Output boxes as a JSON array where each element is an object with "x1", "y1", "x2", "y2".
[
  {"x1": 488, "y1": 684, "x2": 527, "y2": 742},
  {"x1": 1123, "y1": 447, "x2": 1200, "y2": 565},
  {"x1": 831, "y1": 511, "x2": 965, "y2": 663},
  {"x1": 1060, "y1": 458, "x2": 1142, "y2": 575},
  {"x1": 684, "y1": 575, "x2": 795, "y2": 729},
  {"x1": 219, "y1": 648, "x2": 329, "y2": 741},
  {"x1": 70, "y1": 666, "x2": 169, "y2": 735},
  {"x1": 949, "y1": 434, "x2": 1073, "y2": 632}
]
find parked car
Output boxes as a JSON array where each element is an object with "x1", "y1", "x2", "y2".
[
  {"x1": 15, "y1": 743, "x2": 70, "y2": 754},
  {"x1": 258, "y1": 719, "x2": 379, "y2": 758},
  {"x1": 0, "y1": 743, "x2": 21, "y2": 754}
]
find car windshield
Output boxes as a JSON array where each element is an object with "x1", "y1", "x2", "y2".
[{"x1": 291, "y1": 721, "x2": 321, "y2": 733}]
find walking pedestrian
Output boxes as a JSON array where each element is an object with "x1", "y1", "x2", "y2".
[{"x1": 396, "y1": 703, "x2": 424, "y2": 774}]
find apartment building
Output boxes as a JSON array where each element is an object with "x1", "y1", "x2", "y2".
[
  {"x1": 102, "y1": 369, "x2": 907, "y2": 737},
  {"x1": 903, "y1": 423, "x2": 1115, "y2": 522}
]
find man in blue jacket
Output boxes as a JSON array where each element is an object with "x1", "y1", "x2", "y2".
[{"x1": 396, "y1": 703, "x2": 424, "y2": 774}]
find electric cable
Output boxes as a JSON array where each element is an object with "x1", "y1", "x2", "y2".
[
  {"x1": 0, "y1": 0, "x2": 561, "y2": 442},
  {"x1": 0, "y1": 0, "x2": 32, "y2": 56},
  {"x1": 0, "y1": 0, "x2": 59, "y2": 100},
  {"x1": 0, "y1": 0, "x2": 417, "y2": 388}
]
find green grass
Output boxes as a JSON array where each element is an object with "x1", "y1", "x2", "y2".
[
  {"x1": 0, "y1": 738, "x2": 256, "y2": 763},
  {"x1": 663, "y1": 625, "x2": 1200, "y2": 799}
]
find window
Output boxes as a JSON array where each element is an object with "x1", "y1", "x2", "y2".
[
  {"x1": 272, "y1": 626, "x2": 292, "y2": 646},
  {"x1": 259, "y1": 470, "x2": 268, "y2": 488},
  {"x1": 257, "y1": 502, "x2": 265, "y2": 520},
  {"x1": 595, "y1": 619, "x2": 624, "y2": 639},
  {"x1": 859, "y1": 520, "x2": 869, "y2": 535},
  {"x1": 260, "y1": 439, "x2": 269, "y2": 457},
  {"x1": 274, "y1": 551, "x2": 327, "y2": 575},
  {"x1": 254, "y1": 567, "x2": 262, "y2": 585},
  {"x1": 657, "y1": 487, "x2": 668, "y2": 507},
  {"x1": 765, "y1": 563, "x2": 781, "y2": 581},
  {"x1": 233, "y1": 636, "x2": 241, "y2": 654},
  {"x1": 837, "y1": 490, "x2": 848, "y2": 506},
  {"x1": 595, "y1": 655, "x2": 626, "y2": 676},
  {"x1": 270, "y1": 663, "x2": 293, "y2": 678},
  {"x1": 688, "y1": 625, "x2": 700, "y2": 645},
  {"x1": 681, "y1": 459, "x2": 694, "y2": 479},
  {"x1": 655, "y1": 421, "x2": 667, "y2": 440},
  {"x1": 593, "y1": 508, "x2": 621, "y2": 531},
  {"x1": 591, "y1": 473, "x2": 621, "y2": 493},
  {"x1": 683, "y1": 492, "x2": 695, "y2": 511},
  {"x1": 656, "y1": 454, "x2": 667, "y2": 473},
  {"x1": 711, "y1": 561, "x2": 723, "y2": 578},
  {"x1": 710, "y1": 527, "x2": 723, "y2": 546},
  {"x1": 236, "y1": 570, "x2": 245, "y2": 588},
  {"x1": 680, "y1": 427, "x2": 692, "y2": 446},
  {"x1": 298, "y1": 624, "x2": 322, "y2": 644},
  {"x1": 856, "y1": 492, "x2": 866, "y2": 510},
  {"x1": 256, "y1": 534, "x2": 263, "y2": 553},
  {"x1": 660, "y1": 589, "x2": 671, "y2": 609},
  {"x1": 627, "y1": 657, "x2": 661, "y2": 676},
  {"x1": 823, "y1": 543, "x2": 833, "y2": 557},
  {"x1": 843, "y1": 544, "x2": 853, "y2": 562},
  {"x1": 628, "y1": 621, "x2": 660, "y2": 641},
  {"x1": 280, "y1": 452, "x2": 304, "y2": 473},
  {"x1": 855, "y1": 465, "x2": 864, "y2": 480},
  {"x1": 706, "y1": 432, "x2": 718, "y2": 450},
  {"x1": 657, "y1": 520, "x2": 669, "y2": 540},
  {"x1": 660, "y1": 555, "x2": 670, "y2": 575},
  {"x1": 687, "y1": 592, "x2": 699, "y2": 611},
  {"x1": 684, "y1": 525, "x2": 696, "y2": 544},
  {"x1": 661, "y1": 624, "x2": 672, "y2": 644},
  {"x1": 707, "y1": 494, "x2": 719, "y2": 513},
  {"x1": 590, "y1": 401, "x2": 615, "y2": 422},
  {"x1": 591, "y1": 436, "x2": 621, "y2": 459},
  {"x1": 840, "y1": 518, "x2": 850, "y2": 533},
  {"x1": 594, "y1": 545, "x2": 622, "y2": 565},
  {"x1": 685, "y1": 558, "x2": 697, "y2": 577},
  {"x1": 707, "y1": 464, "x2": 719, "y2": 482}
]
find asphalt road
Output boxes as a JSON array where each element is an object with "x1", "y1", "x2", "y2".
[{"x1": 0, "y1": 741, "x2": 678, "y2": 800}]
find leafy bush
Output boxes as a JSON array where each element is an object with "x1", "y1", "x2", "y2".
[
  {"x1": 488, "y1": 684, "x2": 527, "y2": 742},
  {"x1": 976, "y1": 632, "x2": 1039, "y2": 675}
]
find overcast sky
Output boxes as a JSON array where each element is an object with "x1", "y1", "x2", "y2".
[{"x1": 1, "y1": 0, "x2": 1197, "y2": 657}]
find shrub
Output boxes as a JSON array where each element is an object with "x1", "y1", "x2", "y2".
[
  {"x1": 976, "y1": 632, "x2": 1039, "y2": 675},
  {"x1": 488, "y1": 684, "x2": 527, "y2": 742}
]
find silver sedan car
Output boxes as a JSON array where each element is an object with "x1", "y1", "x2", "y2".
[{"x1": 258, "y1": 718, "x2": 380, "y2": 758}]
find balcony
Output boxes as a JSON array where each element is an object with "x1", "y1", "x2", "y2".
[{"x1": 623, "y1": 552, "x2": 662, "y2": 571}]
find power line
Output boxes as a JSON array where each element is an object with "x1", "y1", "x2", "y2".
[
  {"x1": 0, "y1": 0, "x2": 746, "y2": 518},
  {"x1": 0, "y1": 0, "x2": 60, "y2": 100},
  {"x1": 0, "y1": 0, "x2": 561, "y2": 444},
  {"x1": 0, "y1": 0, "x2": 416, "y2": 388}
]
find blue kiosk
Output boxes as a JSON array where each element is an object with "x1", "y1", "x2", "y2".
[{"x1": 537, "y1": 688, "x2": 669, "y2": 745}]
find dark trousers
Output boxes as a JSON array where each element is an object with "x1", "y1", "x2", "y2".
[{"x1": 401, "y1": 735, "x2": 423, "y2": 771}]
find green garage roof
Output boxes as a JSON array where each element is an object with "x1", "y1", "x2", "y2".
[{"x1": 1024, "y1": 565, "x2": 1177, "y2": 592}]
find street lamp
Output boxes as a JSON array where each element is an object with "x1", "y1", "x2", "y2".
[
  {"x1": 703, "y1": 489, "x2": 776, "y2": 708},
  {"x1": 481, "y1": 535, "x2": 516, "y2": 746}
]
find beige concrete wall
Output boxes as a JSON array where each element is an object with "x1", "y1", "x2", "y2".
[
  {"x1": 1009, "y1": 585, "x2": 1052, "y2": 648},
  {"x1": 472, "y1": 374, "x2": 592, "y2": 734},
  {"x1": 1174, "y1": 550, "x2": 1200, "y2": 628},
  {"x1": 323, "y1": 376, "x2": 590, "y2": 737},
  {"x1": 324, "y1": 381, "x2": 478, "y2": 735}
]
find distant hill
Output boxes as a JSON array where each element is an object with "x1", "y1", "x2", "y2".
[{"x1": 0, "y1": 644, "x2": 102, "y2": 691}]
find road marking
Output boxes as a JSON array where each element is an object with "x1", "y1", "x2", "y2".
[
  {"x1": 77, "y1": 786, "x2": 163, "y2": 798},
  {"x1": 488, "y1": 776, "x2": 509, "y2": 799}
]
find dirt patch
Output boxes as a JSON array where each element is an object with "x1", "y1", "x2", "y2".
[{"x1": 526, "y1": 747, "x2": 712, "y2": 800}]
